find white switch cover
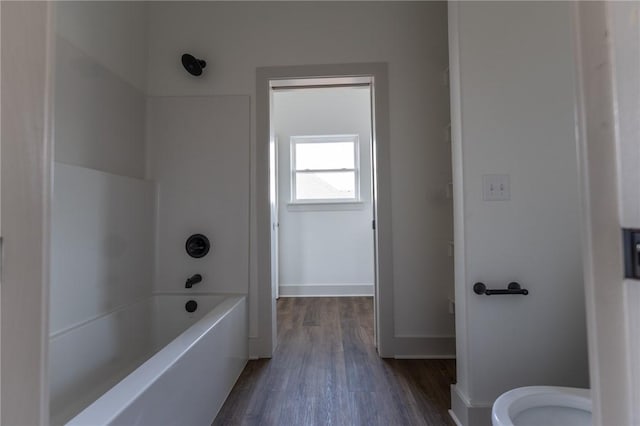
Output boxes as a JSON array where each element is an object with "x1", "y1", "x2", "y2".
[{"x1": 483, "y1": 174, "x2": 510, "y2": 201}]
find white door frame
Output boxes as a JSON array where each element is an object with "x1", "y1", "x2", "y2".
[
  {"x1": 1, "y1": 1, "x2": 55, "y2": 423},
  {"x1": 255, "y1": 63, "x2": 394, "y2": 357},
  {"x1": 270, "y1": 134, "x2": 279, "y2": 301},
  {"x1": 573, "y1": 3, "x2": 639, "y2": 424}
]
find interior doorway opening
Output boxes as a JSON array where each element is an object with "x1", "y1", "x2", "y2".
[
  {"x1": 269, "y1": 79, "x2": 377, "y2": 348},
  {"x1": 256, "y1": 63, "x2": 393, "y2": 359}
]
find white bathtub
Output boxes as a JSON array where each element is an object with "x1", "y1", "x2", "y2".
[{"x1": 49, "y1": 294, "x2": 247, "y2": 425}]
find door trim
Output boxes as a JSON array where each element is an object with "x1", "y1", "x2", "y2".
[
  {"x1": 255, "y1": 63, "x2": 394, "y2": 357},
  {"x1": 1, "y1": 1, "x2": 55, "y2": 423}
]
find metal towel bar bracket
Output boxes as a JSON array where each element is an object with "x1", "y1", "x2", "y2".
[{"x1": 473, "y1": 282, "x2": 529, "y2": 296}]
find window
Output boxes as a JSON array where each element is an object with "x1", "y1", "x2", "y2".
[{"x1": 290, "y1": 135, "x2": 360, "y2": 203}]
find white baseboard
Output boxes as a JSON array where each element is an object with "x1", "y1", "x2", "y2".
[
  {"x1": 394, "y1": 354, "x2": 457, "y2": 359},
  {"x1": 249, "y1": 336, "x2": 271, "y2": 359},
  {"x1": 449, "y1": 409, "x2": 463, "y2": 426},
  {"x1": 450, "y1": 384, "x2": 493, "y2": 426},
  {"x1": 393, "y1": 335, "x2": 456, "y2": 359},
  {"x1": 278, "y1": 283, "x2": 374, "y2": 297}
]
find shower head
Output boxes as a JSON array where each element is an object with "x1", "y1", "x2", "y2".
[{"x1": 181, "y1": 53, "x2": 207, "y2": 76}]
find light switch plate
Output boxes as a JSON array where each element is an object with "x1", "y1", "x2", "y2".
[{"x1": 483, "y1": 174, "x2": 510, "y2": 201}]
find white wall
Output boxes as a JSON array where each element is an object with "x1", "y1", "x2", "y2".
[
  {"x1": 273, "y1": 87, "x2": 374, "y2": 297},
  {"x1": 146, "y1": 96, "x2": 250, "y2": 295},
  {"x1": 54, "y1": 1, "x2": 148, "y2": 179},
  {"x1": 145, "y1": 1, "x2": 454, "y2": 353},
  {"x1": 1, "y1": 2, "x2": 54, "y2": 423},
  {"x1": 55, "y1": 1, "x2": 148, "y2": 92},
  {"x1": 449, "y1": 3, "x2": 589, "y2": 425}
]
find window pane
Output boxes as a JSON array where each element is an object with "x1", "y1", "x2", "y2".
[
  {"x1": 296, "y1": 171, "x2": 355, "y2": 200},
  {"x1": 295, "y1": 142, "x2": 354, "y2": 170}
]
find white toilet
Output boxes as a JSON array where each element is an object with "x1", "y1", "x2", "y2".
[{"x1": 492, "y1": 386, "x2": 591, "y2": 426}]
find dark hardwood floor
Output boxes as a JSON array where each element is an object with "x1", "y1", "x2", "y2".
[{"x1": 213, "y1": 297, "x2": 456, "y2": 426}]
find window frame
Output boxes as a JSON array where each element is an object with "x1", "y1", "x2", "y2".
[{"x1": 289, "y1": 134, "x2": 361, "y2": 205}]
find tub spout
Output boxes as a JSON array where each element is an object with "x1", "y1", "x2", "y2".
[{"x1": 185, "y1": 274, "x2": 202, "y2": 289}]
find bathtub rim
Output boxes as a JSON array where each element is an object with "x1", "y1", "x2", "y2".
[
  {"x1": 49, "y1": 291, "x2": 240, "y2": 340},
  {"x1": 65, "y1": 293, "x2": 246, "y2": 426}
]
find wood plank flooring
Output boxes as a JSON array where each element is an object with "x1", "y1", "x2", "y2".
[{"x1": 213, "y1": 297, "x2": 455, "y2": 426}]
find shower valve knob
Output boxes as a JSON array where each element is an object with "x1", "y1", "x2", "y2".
[{"x1": 186, "y1": 234, "x2": 210, "y2": 258}]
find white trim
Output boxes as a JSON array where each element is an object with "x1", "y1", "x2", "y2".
[
  {"x1": 286, "y1": 201, "x2": 365, "y2": 212},
  {"x1": 572, "y1": 3, "x2": 633, "y2": 425},
  {"x1": 394, "y1": 355, "x2": 456, "y2": 360},
  {"x1": 395, "y1": 334, "x2": 456, "y2": 339},
  {"x1": 289, "y1": 134, "x2": 360, "y2": 142},
  {"x1": 450, "y1": 384, "x2": 494, "y2": 426},
  {"x1": 1, "y1": 3, "x2": 55, "y2": 423},
  {"x1": 256, "y1": 63, "x2": 394, "y2": 358},
  {"x1": 393, "y1": 335, "x2": 456, "y2": 359},
  {"x1": 271, "y1": 76, "x2": 373, "y2": 89},
  {"x1": 448, "y1": 0, "x2": 472, "y2": 413},
  {"x1": 278, "y1": 283, "x2": 374, "y2": 298},
  {"x1": 41, "y1": 3, "x2": 56, "y2": 420},
  {"x1": 248, "y1": 336, "x2": 269, "y2": 360},
  {"x1": 448, "y1": 409, "x2": 463, "y2": 426}
]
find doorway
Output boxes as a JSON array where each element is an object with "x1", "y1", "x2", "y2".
[
  {"x1": 270, "y1": 81, "x2": 376, "y2": 343},
  {"x1": 256, "y1": 63, "x2": 394, "y2": 358}
]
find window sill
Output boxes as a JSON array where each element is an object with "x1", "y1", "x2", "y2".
[{"x1": 286, "y1": 201, "x2": 366, "y2": 212}]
